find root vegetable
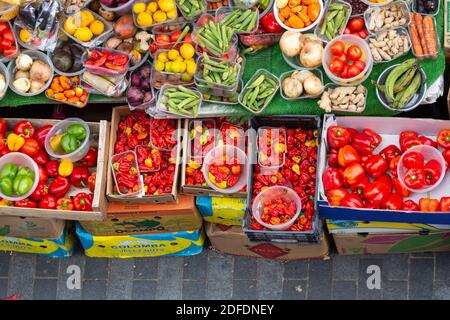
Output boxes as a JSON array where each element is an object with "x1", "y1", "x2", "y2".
[
  {"x1": 282, "y1": 77, "x2": 303, "y2": 98},
  {"x1": 303, "y1": 76, "x2": 323, "y2": 96},
  {"x1": 279, "y1": 31, "x2": 302, "y2": 57},
  {"x1": 0, "y1": 74, "x2": 6, "y2": 94},
  {"x1": 30, "y1": 80, "x2": 45, "y2": 93},
  {"x1": 15, "y1": 70, "x2": 30, "y2": 80},
  {"x1": 291, "y1": 70, "x2": 314, "y2": 83},
  {"x1": 16, "y1": 54, "x2": 33, "y2": 71},
  {"x1": 13, "y1": 78, "x2": 31, "y2": 93},
  {"x1": 299, "y1": 41, "x2": 323, "y2": 68},
  {"x1": 30, "y1": 60, "x2": 52, "y2": 83}
]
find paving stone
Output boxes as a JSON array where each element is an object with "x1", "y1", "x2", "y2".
[
  {"x1": 282, "y1": 280, "x2": 307, "y2": 300},
  {"x1": 332, "y1": 280, "x2": 356, "y2": 300},
  {"x1": 383, "y1": 254, "x2": 409, "y2": 281},
  {"x1": 84, "y1": 258, "x2": 110, "y2": 280},
  {"x1": 183, "y1": 280, "x2": 206, "y2": 300},
  {"x1": 183, "y1": 251, "x2": 208, "y2": 281},
  {"x1": 308, "y1": 259, "x2": 332, "y2": 300},
  {"x1": 382, "y1": 280, "x2": 407, "y2": 300},
  {"x1": 35, "y1": 256, "x2": 60, "y2": 278},
  {"x1": 0, "y1": 279, "x2": 7, "y2": 297},
  {"x1": 332, "y1": 255, "x2": 359, "y2": 281},
  {"x1": 132, "y1": 280, "x2": 157, "y2": 300},
  {"x1": 232, "y1": 280, "x2": 257, "y2": 300},
  {"x1": 408, "y1": 258, "x2": 434, "y2": 300},
  {"x1": 257, "y1": 260, "x2": 283, "y2": 300},
  {"x1": 234, "y1": 257, "x2": 257, "y2": 280},
  {"x1": 157, "y1": 257, "x2": 183, "y2": 300},
  {"x1": 435, "y1": 252, "x2": 450, "y2": 281},
  {"x1": 0, "y1": 252, "x2": 10, "y2": 277},
  {"x1": 57, "y1": 251, "x2": 85, "y2": 300},
  {"x1": 283, "y1": 260, "x2": 309, "y2": 280},
  {"x1": 82, "y1": 280, "x2": 107, "y2": 300},
  {"x1": 8, "y1": 253, "x2": 35, "y2": 300},
  {"x1": 433, "y1": 280, "x2": 450, "y2": 300},
  {"x1": 207, "y1": 252, "x2": 233, "y2": 300},
  {"x1": 357, "y1": 258, "x2": 383, "y2": 300},
  {"x1": 107, "y1": 259, "x2": 134, "y2": 300},
  {"x1": 33, "y1": 279, "x2": 57, "y2": 300},
  {"x1": 133, "y1": 258, "x2": 158, "y2": 280}
]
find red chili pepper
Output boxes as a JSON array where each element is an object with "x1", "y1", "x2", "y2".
[
  {"x1": 392, "y1": 177, "x2": 410, "y2": 197},
  {"x1": 424, "y1": 159, "x2": 442, "y2": 185},
  {"x1": 419, "y1": 198, "x2": 439, "y2": 212},
  {"x1": 322, "y1": 167, "x2": 344, "y2": 191},
  {"x1": 37, "y1": 165, "x2": 48, "y2": 184},
  {"x1": 260, "y1": 11, "x2": 284, "y2": 33},
  {"x1": 73, "y1": 192, "x2": 93, "y2": 211},
  {"x1": 56, "y1": 197, "x2": 74, "y2": 211},
  {"x1": 70, "y1": 166, "x2": 90, "y2": 188},
  {"x1": 400, "y1": 136, "x2": 422, "y2": 153},
  {"x1": 340, "y1": 193, "x2": 364, "y2": 208},
  {"x1": 419, "y1": 136, "x2": 437, "y2": 148},
  {"x1": 363, "y1": 174, "x2": 392, "y2": 204},
  {"x1": 33, "y1": 149, "x2": 49, "y2": 166},
  {"x1": 379, "y1": 145, "x2": 401, "y2": 162},
  {"x1": 19, "y1": 138, "x2": 39, "y2": 157},
  {"x1": 343, "y1": 163, "x2": 365, "y2": 185},
  {"x1": 402, "y1": 200, "x2": 420, "y2": 211},
  {"x1": 363, "y1": 154, "x2": 388, "y2": 179},
  {"x1": 338, "y1": 145, "x2": 360, "y2": 167},
  {"x1": 402, "y1": 151, "x2": 424, "y2": 169},
  {"x1": 351, "y1": 131, "x2": 378, "y2": 155},
  {"x1": 362, "y1": 128, "x2": 382, "y2": 147},
  {"x1": 49, "y1": 176, "x2": 71, "y2": 198},
  {"x1": 439, "y1": 197, "x2": 450, "y2": 211},
  {"x1": 350, "y1": 175, "x2": 370, "y2": 196},
  {"x1": 382, "y1": 193, "x2": 403, "y2": 210},
  {"x1": 390, "y1": 155, "x2": 401, "y2": 177},
  {"x1": 33, "y1": 124, "x2": 52, "y2": 147},
  {"x1": 326, "y1": 188, "x2": 349, "y2": 206},
  {"x1": 79, "y1": 147, "x2": 98, "y2": 167},
  {"x1": 29, "y1": 182, "x2": 49, "y2": 202},
  {"x1": 38, "y1": 194, "x2": 57, "y2": 209},
  {"x1": 45, "y1": 160, "x2": 59, "y2": 178},
  {"x1": 88, "y1": 172, "x2": 96, "y2": 192},
  {"x1": 437, "y1": 130, "x2": 450, "y2": 149},
  {"x1": 14, "y1": 199, "x2": 37, "y2": 208},
  {"x1": 14, "y1": 120, "x2": 35, "y2": 138},
  {"x1": 327, "y1": 125, "x2": 351, "y2": 150},
  {"x1": 404, "y1": 168, "x2": 425, "y2": 190}
]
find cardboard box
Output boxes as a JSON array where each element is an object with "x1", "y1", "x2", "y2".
[
  {"x1": 79, "y1": 195, "x2": 202, "y2": 236},
  {"x1": 0, "y1": 216, "x2": 65, "y2": 239},
  {"x1": 318, "y1": 115, "x2": 450, "y2": 224},
  {"x1": 206, "y1": 223, "x2": 330, "y2": 260},
  {"x1": 333, "y1": 231, "x2": 450, "y2": 255},
  {"x1": 0, "y1": 118, "x2": 109, "y2": 221},
  {"x1": 76, "y1": 223, "x2": 205, "y2": 258},
  {"x1": 0, "y1": 224, "x2": 75, "y2": 257},
  {"x1": 106, "y1": 106, "x2": 182, "y2": 204},
  {"x1": 196, "y1": 196, "x2": 246, "y2": 226},
  {"x1": 326, "y1": 219, "x2": 450, "y2": 234}
]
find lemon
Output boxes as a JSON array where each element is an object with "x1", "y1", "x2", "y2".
[
  {"x1": 175, "y1": 56, "x2": 184, "y2": 63},
  {"x1": 167, "y1": 9, "x2": 177, "y2": 19},
  {"x1": 80, "y1": 10, "x2": 95, "y2": 27},
  {"x1": 19, "y1": 29, "x2": 31, "y2": 43},
  {"x1": 155, "y1": 60, "x2": 165, "y2": 71},
  {"x1": 89, "y1": 20, "x2": 105, "y2": 36},
  {"x1": 180, "y1": 43, "x2": 195, "y2": 60},
  {"x1": 171, "y1": 60, "x2": 187, "y2": 73},
  {"x1": 157, "y1": 52, "x2": 168, "y2": 63},
  {"x1": 147, "y1": 1, "x2": 158, "y2": 12},
  {"x1": 164, "y1": 61, "x2": 173, "y2": 72},
  {"x1": 74, "y1": 27, "x2": 93, "y2": 42},
  {"x1": 137, "y1": 11, "x2": 153, "y2": 26},
  {"x1": 186, "y1": 60, "x2": 196, "y2": 75},
  {"x1": 153, "y1": 10, "x2": 167, "y2": 23},
  {"x1": 63, "y1": 16, "x2": 79, "y2": 35},
  {"x1": 133, "y1": 2, "x2": 146, "y2": 13},
  {"x1": 167, "y1": 49, "x2": 179, "y2": 61},
  {"x1": 158, "y1": 0, "x2": 175, "y2": 12},
  {"x1": 181, "y1": 73, "x2": 193, "y2": 82}
]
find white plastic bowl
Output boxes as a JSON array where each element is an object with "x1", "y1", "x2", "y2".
[
  {"x1": 0, "y1": 152, "x2": 39, "y2": 201},
  {"x1": 361, "y1": 0, "x2": 393, "y2": 6},
  {"x1": 44, "y1": 117, "x2": 91, "y2": 162},
  {"x1": 273, "y1": 0, "x2": 324, "y2": 32},
  {"x1": 100, "y1": 0, "x2": 137, "y2": 15},
  {"x1": 252, "y1": 186, "x2": 302, "y2": 231},
  {"x1": 202, "y1": 144, "x2": 248, "y2": 194},
  {"x1": 397, "y1": 145, "x2": 446, "y2": 193}
]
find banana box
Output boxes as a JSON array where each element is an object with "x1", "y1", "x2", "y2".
[
  {"x1": 327, "y1": 220, "x2": 450, "y2": 234},
  {"x1": 0, "y1": 224, "x2": 75, "y2": 257},
  {"x1": 76, "y1": 223, "x2": 205, "y2": 258},
  {"x1": 196, "y1": 196, "x2": 246, "y2": 226}
]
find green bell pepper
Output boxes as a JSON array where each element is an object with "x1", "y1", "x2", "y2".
[
  {"x1": 0, "y1": 163, "x2": 18, "y2": 180},
  {"x1": 0, "y1": 177, "x2": 13, "y2": 196},
  {"x1": 67, "y1": 124, "x2": 87, "y2": 142},
  {"x1": 61, "y1": 133, "x2": 81, "y2": 153},
  {"x1": 13, "y1": 175, "x2": 34, "y2": 196},
  {"x1": 16, "y1": 166, "x2": 35, "y2": 180}
]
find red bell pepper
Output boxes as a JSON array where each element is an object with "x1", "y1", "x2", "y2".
[
  {"x1": 365, "y1": 199, "x2": 381, "y2": 209},
  {"x1": 350, "y1": 175, "x2": 370, "y2": 196},
  {"x1": 38, "y1": 194, "x2": 57, "y2": 209},
  {"x1": 33, "y1": 149, "x2": 49, "y2": 166},
  {"x1": 437, "y1": 130, "x2": 450, "y2": 149},
  {"x1": 338, "y1": 145, "x2": 360, "y2": 167},
  {"x1": 29, "y1": 182, "x2": 49, "y2": 202},
  {"x1": 443, "y1": 150, "x2": 450, "y2": 166},
  {"x1": 379, "y1": 145, "x2": 401, "y2": 162},
  {"x1": 322, "y1": 167, "x2": 344, "y2": 191},
  {"x1": 70, "y1": 166, "x2": 90, "y2": 188},
  {"x1": 419, "y1": 198, "x2": 439, "y2": 212},
  {"x1": 404, "y1": 168, "x2": 425, "y2": 190},
  {"x1": 362, "y1": 129, "x2": 382, "y2": 147},
  {"x1": 383, "y1": 193, "x2": 403, "y2": 210},
  {"x1": 0, "y1": 118, "x2": 6, "y2": 134},
  {"x1": 37, "y1": 165, "x2": 48, "y2": 184},
  {"x1": 33, "y1": 124, "x2": 52, "y2": 148},
  {"x1": 363, "y1": 174, "x2": 392, "y2": 204},
  {"x1": 14, "y1": 199, "x2": 37, "y2": 208},
  {"x1": 14, "y1": 120, "x2": 35, "y2": 138},
  {"x1": 19, "y1": 138, "x2": 39, "y2": 157},
  {"x1": 400, "y1": 131, "x2": 418, "y2": 144},
  {"x1": 392, "y1": 177, "x2": 410, "y2": 197},
  {"x1": 419, "y1": 136, "x2": 437, "y2": 148},
  {"x1": 402, "y1": 200, "x2": 420, "y2": 211},
  {"x1": 79, "y1": 147, "x2": 98, "y2": 167},
  {"x1": 343, "y1": 163, "x2": 365, "y2": 185},
  {"x1": 260, "y1": 11, "x2": 284, "y2": 33},
  {"x1": 56, "y1": 198, "x2": 74, "y2": 211},
  {"x1": 45, "y1": 160, "x2": 59, "y2": 178},
  {"x1": 424, "y1": 159, "x2": 442, "y2": 185},
  {"x1": 402, "y1": 151, "x2": 424, "y2": 169},
  {"x1": 88, "y1": 172, "x2": 96, "y2": 192},
  {"x1": 327, "y1": 126, "x2": 351, "y2": 150},
  {"x1": 326, "y1": 188, "x2": 349, "y2": 206},
  {"x1": 351, "y1": 131, "x2": 378, "y2": 155},
  {"x1": 328, "y1": 148, "x2": 339, "y2": 168},
  {"x1": 439, "y1": 197, "x2": 450, "y2": 211},
  {"x1": 73, "y1": 192, "x2": 93, "y2": 211},
  {"x1": 400, "y1": 136, "x2": 422, "y2": 153},
  {"x1": 49, "y1": 176, "x2": 71, "y2": 198},
  {"x1": 390, "y1": 155, "x2": 401, "y2": 177},
  {"x1": 340, "y1": 194, "x2": 364, "y2": 208},
  {"x1": 363, "y1": 154, "x2": 388, "y2": 178}
]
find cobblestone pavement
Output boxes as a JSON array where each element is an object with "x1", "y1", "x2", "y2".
[{"x1": 1, "y1": 244, "x2": 449, "y2": 300}]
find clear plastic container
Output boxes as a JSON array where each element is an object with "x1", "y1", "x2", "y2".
[
  {"x1": 0, "y1": 152, "x2": 39, "y2": 202},
  {"x1": 151, "y1": 48, "x2": 195, "y2": 89},
  {"x1": 0, "y1": 2, "x2": 16, "y2": 15},
  {"x1": 376, "y1": 64, "x2": 427, "y2": 112},
  {"x1": 156, "y1": 83, "x2": 202, "y2": 118},
  {"x1": 364, "y1": 0, "x2": 410, "y2": 34},
  {"x1": 258, "y1": 0, "x2": 274, "y2": 17},
  {"x1": 0, "y1": 19, "x2": 18, "y2": 63},
  {"x1": 219, "y1": 121, "x2": 245, "y2": 151},
  {"x1": 214, "y1": 6, "x2": 259, "y2": 34},
  {"x1": 152, "y1": 19, "x2": 190, "y2": 34},
  {"x1": 252, "y1": 186, "x2": 302, "y2": 231},
  {"x1": 314, "y1": 0, "x2": 352, "y2": 42},
  {"x1": 193, "y1": 19, "x2": 239, "y2": 58},
  {"x1": 132, "y1": 0, "x2": 179, "y2": 31},
  {"x1": 149, "y1": 118, "x2": 178, "y2": 152},
  {"x1": 188, "y1": 119, "x2": 216, "y2": 159},
  {"x1": 361, "y1": 0, "x2": 393, "y2": 6},
  {"x1": 408, "y1": 15, "x2": 440, "y2": 61},
  {"x1": 273, "y1": 0, "x2": 324, "y2": 32},
  {"x1": 110, "y1": 150, "x2": 144, "y2": 197},
  {"x1": 257, "y1": 126, "x2": 286, "y2": 169},
  {"x1": 412, "y1": 0, "x2": 440, "y2": 16},
  {"x1": 397, "y1": 145, "x2": 446, "y2": 193},
  {"x1": 47, "y1": 33, "x2": 87, "y2": 76},
  {"x1": 238, "y1": 68, "x2": 280, "y2": 114},
  {"x1": 64, "y1": 0, "x2": 94, "y2": 14},
  {"x1": 0, "y1": 62, "x2": 9, "y2": 101},
  {"x1": 7, "y1": 50, "x2": 54, "y2": 97},
  {"x1": 81, "y1": 71, "x2": 129, "y2": 97},
  {"x1": 127, "y1": 62, "x2": 155, "y2": 110},
  {"x1": 202, "y1": 79, "x2": 242, "y2": 104},
  {"x1": 279, "y1": 69, "x2": 324, "y2": 100},
  {"x1": 369, "y1": 27, "x2": 411, "y2": 64},
  {"x1": 320, "y1": 83, "x2": 367, "y2": 113},
  {"x1": 44, "y1": 117, "x2": 91, "y2": 162},
  {"x1": 135, "y1": 145, "x2": 161, "y2": 172},
  {"x1": 61, "y1": 9, "x2": 113, "y2": 48},
  {"x1": 45, "y1": 78, "x2": 89, "y2": 109},
  {"x1": 207, "y1": 0, "x2": 230, "y2": 13},
  {"x1": 239, "y1": 32, "x2": 282, "y2": 54},
  {"x1": 14, "y1": 21, "x2": 59, "y2": 52},
  {"x1": 202, "y1": 144, "x2": 248, "y2": 194},
  {"x1": 281, "y1": 36, "x2": 324, "y2": 70},
  {"x1": 82, "y1": 47, "x2": 131, "y2": 77},
  {"x1": 322, "y1": 34, "x2": 373, "y2": 86},
  {"x1": 100, "y1": 0, "x2": 137, "y2": 15},
  {"x1": 176, "y1": 0, "x2": 207, "y2": 20}
]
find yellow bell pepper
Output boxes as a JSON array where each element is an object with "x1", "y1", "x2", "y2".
[
  {"x1": 215, "y1": 180, "x2": 227, "y2": 189},
  {"x1": 0, "y1": 198, "x2": 13, "y2": 206},
  {"x1": 58, "y1": 159, "x2": 73, "y2": 177},
  {"x1": 6, "y1": 133, "x2": 25, "y2": 151},
  {"x1": 208, "y1": 172, "x2": 216, "y2": 183},
  {"x1": 50, "y1": 133, "x2": 65, "y2": 154}
]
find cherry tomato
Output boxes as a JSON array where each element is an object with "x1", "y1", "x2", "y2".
[
  {"x1": 330, "y1": 41, "x2": 345, "y2": 56},
  {"x1": 346, "y1": 45, "x2": 362, "y2": 61},
  {"x1": 348, "y1": 65, "x2": 362, "y2": 78},
  {"x1": 340, "y1": 64, "x2": 350, "y2": 79},
  {"x1": 329, "y1": 57, "x2": 345, "y2": 75},
  {"x1": 353, "y1": 60, "x2": 366, "y2": 71},
  {"x1": 348, "y1": 17, "x2": 365, "y2": 32},
  {"x1": 343, "y1": 27, "x2": 351, "y2": 34}
]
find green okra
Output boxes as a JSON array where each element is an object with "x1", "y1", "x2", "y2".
[{"x1": 247, "y1": 75, "x2": 265, "y2": 89}]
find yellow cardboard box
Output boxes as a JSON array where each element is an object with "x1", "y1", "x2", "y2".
[
  {"x1": 196, "y1": 197, "x2": 246, "y2": 226},
  {"x1": 326, "y1": 220, "x2": 450, "y2": 234}
]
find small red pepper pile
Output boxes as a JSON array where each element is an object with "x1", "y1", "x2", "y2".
[
  {"x1": 115, "y1": 110, "x2": 151, "y2": 153},
  {"x1": 150, "y1": 118, "x2": 177, "y2": 151},
  {"x1": 257, "y1": 127, "x2": 286, "y2": 167},
  {"x1": 112, "y1": 151, "x2": 141, "y2": 195},
  {"x1": 207, "y1": 152, "x2": 242, "y2": 190},
  {"x1": 259, "y1": 196, "x2": 298, "y2": 225},
  {"x1": 142, "y1": 151, "x2": 176, "y2": 196},
  {"x1": 251, "y1": 127, "x2": 318, "y2": 232},
  {"x1": 190, "y1": 120, "x2": 215, "y2": 159},
  {"x1": 136, "y1": 145, "x2": 161, "y2": 172},
  {"x1": 323, "y1": 125, "x2": 450, "y2": 212}
]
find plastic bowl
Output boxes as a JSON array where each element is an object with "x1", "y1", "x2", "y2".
[
  {"x1": 110, "y1": 150, "x2": 144, "y2": 197},
  {"x1": 214, "y1": 6, "x2": 259, "y2": 35},
  {"x1": 397, "y1": 145, "x2": 446, "y2": 193},
  {"x1": 47, "y1": 36, "x2": 87, "y2": 76},
  {"x1": 0, "y1": 62, "x2": 10, "y2": 100},
  {"x1": 7, "y1": 50, "x2": 54, "y2": 96},
  {"x1": 82, "y1": 47, "x2": 131, "y2": 77},
  {"x1": 322, "y1": 34, "x2": 373, "y2": 86},
  {"x1": 44, "y1": 117, "x2": 91, "y2": 162},
  {"x1": 279, "y1": 69, "x2": 324, "y2": 100},
  {"x1": 361, "y1": 0, "x2": 393, "y2": 6},
  {"x1": 0, "y1": 19, "x2": 19, "y2": 63},
  {"x1": 0, "y1": 152, "x2": 39, "y2": 201},
  {"x1": 202, "y1": 144, "x2": 248, "y2": 194},
  {"x1": 252, "y1": 186, "x2": 302, "y2": 231},
  {"x1": 100, "y1": 0, "x2": 137, "y2": 15},
  {"x1": 273, "y1": 0, "x2": 324, "y2": 32},
  {"x1": 364, "y1": 1, "x2": 410, "y2": 34}
]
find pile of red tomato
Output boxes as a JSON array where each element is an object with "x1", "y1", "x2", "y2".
[
  {"x1": 328, "y1": 40, "x2": 366, "y2": 79},
  {"x1": 344, "y1": 17, "x2": 368, "y2": 39}
]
